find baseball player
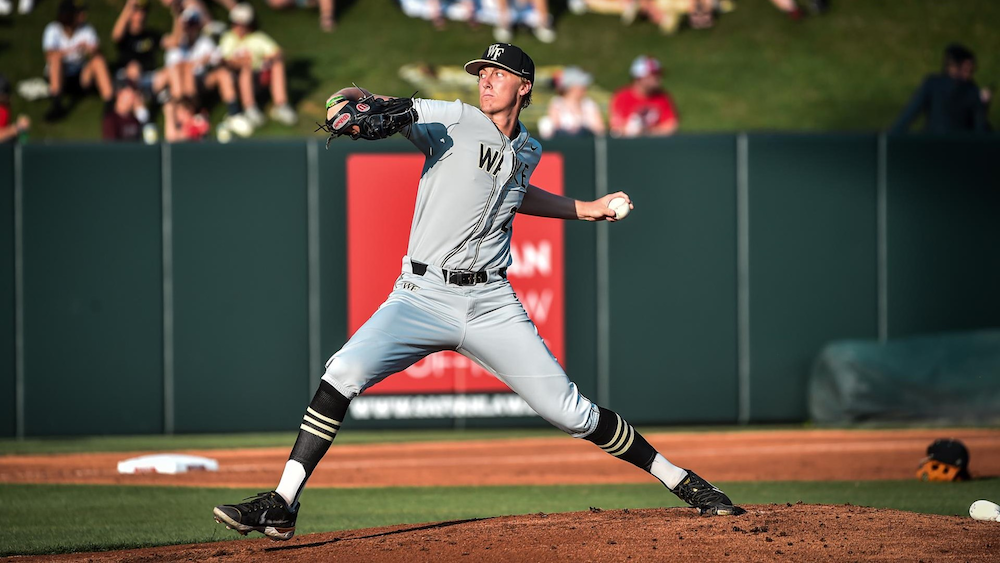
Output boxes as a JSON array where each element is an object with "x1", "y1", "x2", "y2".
[{"x1": 213, "y1": 43, "x2": 743, "y2": 541}]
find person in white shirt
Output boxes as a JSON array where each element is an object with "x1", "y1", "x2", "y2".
[
  {"x1": 541, "y1": 66, "x2": 605, "y2": 139},
  {"x1": 162, "y1": 6, "x2": 247, "y2": 133},
  {"x1": 42, "y1": 0, "x2": 113, "y2": 121},
  {"x1": 219, "y1": 3, "x2": 297, "y2": 126}
]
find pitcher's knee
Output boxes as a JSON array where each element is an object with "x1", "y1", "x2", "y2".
[
  {"x1": 321, "y1": 356, "x2": 371, "y2": 399},
  {"x1": 535, "y1": 399, "x2": 599, "y2": 437}
]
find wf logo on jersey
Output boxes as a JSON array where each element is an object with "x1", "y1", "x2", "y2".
[
  {"x1": 479, "y1": 143, "x2": 503, "y2": 176},
  {"x1": 487, "y1": 44, "x2": 505, "y2": 61}
]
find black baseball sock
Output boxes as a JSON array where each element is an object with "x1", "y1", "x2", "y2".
[
  {"x1": 584, "y1": 406, "x2": 689, "y2": 489},
  {"x1": 275, "y1": 380, "x2": 350, "y2": 506},
  {"x1": 584, "y1": 406, "x2": 657, "y2": 470}
]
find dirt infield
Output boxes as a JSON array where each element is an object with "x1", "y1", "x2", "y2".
[
  {"x1": 18, "y1": 505, "x2": 1000, "y2": 562},
  {"x1": 4, "y1": 428, "x2": 1000, "y2": 562},
  {"x1": 3, "y1": 428, "x2": 1000, "y2": 487}
]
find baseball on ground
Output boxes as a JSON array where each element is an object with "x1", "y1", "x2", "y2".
[
  {"x1": 970, "y1": 499, "x2": 1000, "y2": 521},
  {"x1": 608, "y1": 196, "x2": 631, "y2": 220}
]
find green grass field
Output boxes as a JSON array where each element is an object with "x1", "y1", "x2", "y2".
[
  {"x1": 2, "y1": 429, "x2": 999, "y2": 556},
  {"x1": 2, "y1": 0, "x2": 998, "y2": 140}
]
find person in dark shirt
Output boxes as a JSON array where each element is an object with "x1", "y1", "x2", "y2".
[
  {"x1": 111, "y1": 0, "x2": 167, "y2": 98},
  {"x1": 891, "y1": 43, "x2": 992, "y2": 134},
  {"x1": 102, "y1": 81, "x2": 143, "y2": 140}
]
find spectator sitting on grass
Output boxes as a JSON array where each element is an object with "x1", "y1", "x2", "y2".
[
  {"x1": 891, "y1": 43, "x2": 992, "y2": 134},
  {"x1": 158, "y1": 0, "x2": 234, "y2": 32},
  {"x1": 0, "y1": 74, "x2": 31, "y2": 144},
  {"x1": 111, "y1": 0, "x2": 169, "y2": 101},
  {"x1": 42, "y1": 0, "x2": 114, "y2": 122},
  {"x1": 398, "y1": 0, "x2": 476, "y2": 31},
  {"x1": 609, "y1": 55, "x2": 678, "y2": 137},
  {"x1": 492, "y1": 0, "x2": 556, "y2": 43},
  {"x1": 540, "y1": 66, "x2": 604, "y2": 139},
  {"x1": 101, "y1": 81, "x2": 144, "y2": 141},
  {"x1": 266, "y1": 0, "x2": 336, "y2": 33},
  {"x1": 220, "y1": 3, "x2": 297, "y2": 126},
  {"x1": 619, "y1": 0, "x2": 685, "y2": 35},
  {"x1": 163, "y1": 7, "x2": 251, "y2": 135},
  {"x1": 163, "y1": 96, "x2": 210, "y2": 141}
]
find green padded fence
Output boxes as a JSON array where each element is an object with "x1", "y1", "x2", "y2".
[
  {"x1": 605, "y1": 136, "x2": 740, "y2": 425},
  {"x1": 0, "y1": 145, "x2": 14, "y2": 437},
  {"x1": 3, "y1": 134, "x2": 999, "y2": 436},
  {"x1": 886, "y1": 136, "x2": 1000, "y2": 338},
  {"x1": 746, "y1": 134, "x2": 879, "y2": 422},
  {"x1": 170, "y1": 142, "x2": 311, "y2": 433},
  {"x1": 20, "y1": 144, "x2": 163, "y2": 436}
]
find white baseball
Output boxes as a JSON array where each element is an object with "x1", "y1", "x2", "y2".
[
  {"x1": 970, "y1": 499, "x2": 1000, "y2": 522},
  {"x1": 608, "y1": 196, "x2": 630, "y2": 220}
]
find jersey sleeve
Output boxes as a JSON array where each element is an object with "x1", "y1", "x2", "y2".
[
  {"x1": 655, "y1": 92, "x2": 678, "y2": 124},
  {"x1": 218, "y1": 32, "x2": 235, "y2": 59},
  {"x1": 608, "y1": 90, "x2": 630, "y2": 131},
  {"x1": 193, "y1": 37, "x2": 220, "y2": 67},
  {"x1": 889, "y1": 76, "x2": 932, "y2": 134},
  {"x1": 42, "y1": 23, "x2": 61, "y2": 52},
  {"x1": 80, "y1": 25, "x2": 100, "y2": 48},
  {"x1": 404, "y1": 98, "x2": 466, "y2": 155},
  {"x1": 251, "y1": 32, "x2": 280, "y2": 58}
]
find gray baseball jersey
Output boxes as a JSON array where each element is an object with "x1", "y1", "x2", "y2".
[
  {"x1": 321, "y1": 98, "x2": 599, "y2": 437},
  {"x1": 404, "y1": 98, "x2": 541, "y2": 271}
]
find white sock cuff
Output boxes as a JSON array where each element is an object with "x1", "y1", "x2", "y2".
[
  {"x1": 649, "y1": 453, "x2": 688, "y2": 490},
  {"x1": 275, "y1": 459, "x2": 307, "y2": 507}
]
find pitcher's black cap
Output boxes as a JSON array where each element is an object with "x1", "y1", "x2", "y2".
[{"x1": 465, "y1": 43, "x2": 534, "y2": 83}]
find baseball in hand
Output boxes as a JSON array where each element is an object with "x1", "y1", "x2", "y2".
[
  {"x1": 970, "y1": 499, "x2": 1000, "y2": 522},
  {"x1": 608, "y1": 197, "x2": 631, "y2": 220}
]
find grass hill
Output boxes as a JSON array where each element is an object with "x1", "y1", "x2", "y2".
[{"x1": 1, "y1": 0, "x2": 997, "y2": 140}]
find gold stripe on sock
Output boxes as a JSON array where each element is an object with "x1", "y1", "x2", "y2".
[
  {"x1": 307, "y1": 407, "x2": 341, "y2": 427},
  {"x1": 607, "y1": 425, "x2": 636, "y2": 457},
  {"x1": 300, "y1": 424, "x2": 333, "y2": 442},
  {"x1": 602, "y1": 414, "x2": 631, "y2": 453},
  {"x1": 304, "y1": 414, "x2": 339, "y2": 435},
  {"x1": 598, "y1": 414, "x2": 626, "y2": 451}
]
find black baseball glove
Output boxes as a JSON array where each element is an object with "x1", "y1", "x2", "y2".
[{"x1": 317, "y1": 93, "x2": 418, "y2": 147}]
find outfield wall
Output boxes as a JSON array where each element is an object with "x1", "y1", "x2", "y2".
[{"x1": 2, "y1": 134, "x2": 998, "y2": 436}]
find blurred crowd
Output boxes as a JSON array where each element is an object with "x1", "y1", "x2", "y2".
[
  {"x1": 400, "y1": 0, "x2": 829, "y2": 43},
  {"x1": 0, "y1": 0, "x2": 993, "y2": 144},
  {"x1": 4, "y1": 0, "x2": 303, "y2": 143},
  {"x1": 538, "y1": 55, "x2": 679, "y2": 140}
]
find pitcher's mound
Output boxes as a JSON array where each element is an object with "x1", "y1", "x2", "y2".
[{"x1": 31, "y1": 504, "x2": 1000, "y2": 562}]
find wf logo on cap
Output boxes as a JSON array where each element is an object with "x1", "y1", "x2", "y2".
[{"x1": 487, "y1": 44, "x2": 505, "y2": 61}]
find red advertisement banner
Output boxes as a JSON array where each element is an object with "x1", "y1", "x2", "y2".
[{"x1": 346, "y1": 152, "x2": 565, "y2": 395}]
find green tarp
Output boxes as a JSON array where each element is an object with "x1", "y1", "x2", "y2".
[{"x1": 810, "y1": 330, "x2": 1000, "y2": 424}]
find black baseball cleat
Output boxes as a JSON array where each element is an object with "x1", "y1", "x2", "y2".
[
  {"x1": 672, "y1": 469, "x2": 745, "y2": 516},
  {"x1": 213, "y1": 491, "x2": 299, "y2": 540}
]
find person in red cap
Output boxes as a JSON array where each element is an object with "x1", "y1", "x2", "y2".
[{"x1": 609, "y1": 55, "x2": 679, "y2": 137}]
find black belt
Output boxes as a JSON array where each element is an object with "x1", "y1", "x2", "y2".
[{"x1": 410, "y1": 260, "x2": 506, "y2": 286}]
